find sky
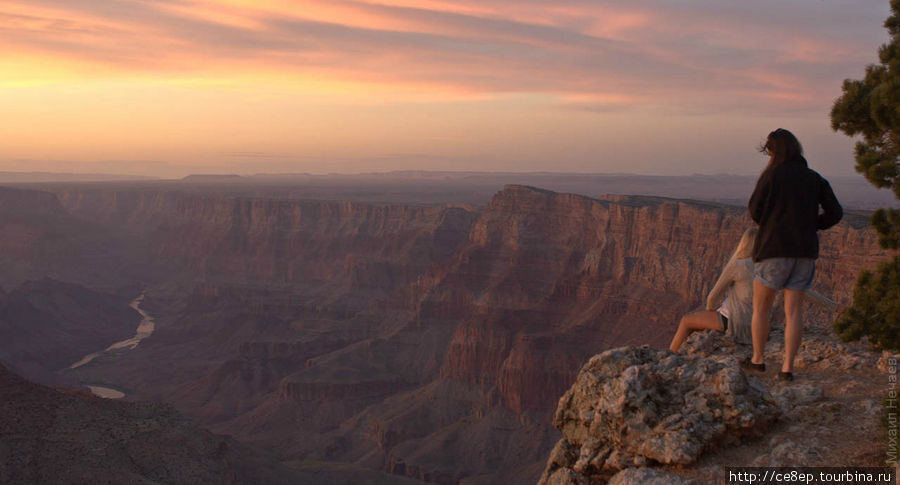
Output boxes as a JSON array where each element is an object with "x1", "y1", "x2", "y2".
[{"x1": 0, "y1": 0, "x2": 893, "y2": 178}]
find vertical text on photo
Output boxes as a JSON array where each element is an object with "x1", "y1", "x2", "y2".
[{"x1": 888, "y1": 357, "x2": 897, "y2": 466}]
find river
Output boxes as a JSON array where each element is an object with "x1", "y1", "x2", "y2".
[{"x1": 69, "y1": 293, "x2": 155, "y2": 399}]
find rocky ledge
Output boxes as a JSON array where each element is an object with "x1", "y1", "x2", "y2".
[
  {"x1": 539, "y1": 326, "x2": 891, "y2": 485},
  {"x1": 540, "y1": 345, "x2": 778, "y2": 484}
]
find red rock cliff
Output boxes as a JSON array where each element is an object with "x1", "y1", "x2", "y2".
[{"x1": 46, "y1": 185, "x2": 887, "y2": 485}]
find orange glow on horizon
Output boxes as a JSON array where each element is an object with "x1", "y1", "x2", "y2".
[{"x1": 0, "y1": 0, "x2": 889, "y2": 176}]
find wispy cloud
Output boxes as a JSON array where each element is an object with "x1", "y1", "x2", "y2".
[{"x1": 0, "y1": 0, "x2": 889, "y2": 112}]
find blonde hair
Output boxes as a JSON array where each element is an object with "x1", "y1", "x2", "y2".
[{"x1": 729, "y1": 227, "x2": 757, "y2": 262}]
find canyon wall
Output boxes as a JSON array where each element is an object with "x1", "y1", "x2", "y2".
[
  {"x1": 36, "y1": 184, "x2": 889, "y2": 484},
  {"x1": 0, "y1": 278, "x2": 141, "y2": 387},
  {"x1": 56, "y1": 188, "x2": 476, "y2": 288},
  {"x1": 0, "y1": 187, "x2": 138, "y2": 289}
]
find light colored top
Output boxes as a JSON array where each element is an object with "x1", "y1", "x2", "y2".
[
  {"x1": 707, "y1": 258, "x2": 754, "y2": 344},
  {"x1": 705, "y1": 257, "x2": 840, "y2": 345}
]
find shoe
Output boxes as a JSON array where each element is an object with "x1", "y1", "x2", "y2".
[
  {"x1": 740, "y1": 357, "x2": 766, "y2": 372},
  {"x1": 779, "y1": 371, "x2": 794, "y2": 381}
]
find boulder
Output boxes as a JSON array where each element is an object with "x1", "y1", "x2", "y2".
[{"x1": 539, "y1": 345, "x2": 778, "y2": 484}]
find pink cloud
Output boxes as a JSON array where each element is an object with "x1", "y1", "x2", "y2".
[{"x1": 0, "y1": 0, "x2": 890, "y2": 113}]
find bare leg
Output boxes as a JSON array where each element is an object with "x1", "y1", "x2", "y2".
[
  {"x1": 782, "y1": 289, "x2": 804, "y2": 373},
  {"x1": 669, "y1": 310, "x2": 723, "y2": 352},
  {"x1": 751, "y1": 281, "x2": 776, "y2": 365}
]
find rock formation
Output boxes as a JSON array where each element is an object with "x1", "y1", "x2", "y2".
[
  {"x1": 539, "y1": 326, "x2": 891, "y2": 484},
  {"x1": 0, "y1": 186, "x2": 144, "y2": 290},
  {"x1": 540, "y1": 347, "x2": 778, "y2": 484},
  {"x1": 0, "y1": 183, "x2": 887, "y2": 483}
]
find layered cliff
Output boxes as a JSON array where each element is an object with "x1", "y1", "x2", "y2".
[
  {"x1": 55, "y1": 188, "x2": 477, "y2": 289},
  {"x1": 0, "y1": 187, "x2": 141, "y2": 289},
  {"x1": 34, "y1": 184, "x2": 887, "y2": 484},
  {"x1": 429, "y1": 187, "x2": 878, "y2": 415},
  {"x1": 314, "y1": 187, "x2": 883, "y2": 483}
]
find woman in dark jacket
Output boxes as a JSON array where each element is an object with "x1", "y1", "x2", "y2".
[{"x1": 743, "y1": 128, "x2": 842, "y2": 381}]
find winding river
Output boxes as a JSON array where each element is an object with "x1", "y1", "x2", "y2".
[{"x1": 69, "y1": 293, "x2": 155, "y2": 399}]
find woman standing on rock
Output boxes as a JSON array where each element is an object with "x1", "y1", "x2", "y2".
[{"x1": 743, "y1": 128, "x2": 842, "y2": 381}]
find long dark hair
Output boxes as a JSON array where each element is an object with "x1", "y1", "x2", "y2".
[{"x1": 758, "y1": 128, "x2": 803, "y2": 172}]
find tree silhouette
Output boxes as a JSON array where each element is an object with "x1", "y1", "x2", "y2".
[{"x1": 831, "y1": 0, "x2": 900, "y2": 349}]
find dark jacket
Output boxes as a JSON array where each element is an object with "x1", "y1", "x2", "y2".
[{"x1": 748, "y1": 156, "x2": 842, "y2": 262}]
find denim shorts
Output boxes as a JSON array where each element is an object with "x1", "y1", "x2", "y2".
[{"x1": 754, "y1": 257, "x2": 816, "y2": 291}]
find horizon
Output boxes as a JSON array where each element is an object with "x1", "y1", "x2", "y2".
[
  {"x1": 3, "y1": 168, "x2": 896, "y2": 211},
  {"x1": 0, "y1": 167, "x2": 891, "y2": 181},
  {"x1": 1, "y1": 1, "x2": 893, "y2": 178}
]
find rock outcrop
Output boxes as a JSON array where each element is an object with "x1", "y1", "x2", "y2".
[
  {"x1": 540, "y1": 346, "x2": 778, "y2": 484},
  {"x1": 539, "y1": 323, "x2": 890, "y2": 484}
]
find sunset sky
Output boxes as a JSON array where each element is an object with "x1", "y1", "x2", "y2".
[{"x1": 0, "y1": 0, "x2": 892, "y2": 177}]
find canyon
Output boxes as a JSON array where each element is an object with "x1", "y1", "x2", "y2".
[
  {"x1": 0, "y1": 181, "x2": 888, "y2": 484},
  {"x1": 0, "y1": 363, "x2": 307, "y2": 485}
]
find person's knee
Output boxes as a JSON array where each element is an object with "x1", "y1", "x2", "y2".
[{"x1": 784, "y1": 313, "x2": 803, "y2": 329}]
